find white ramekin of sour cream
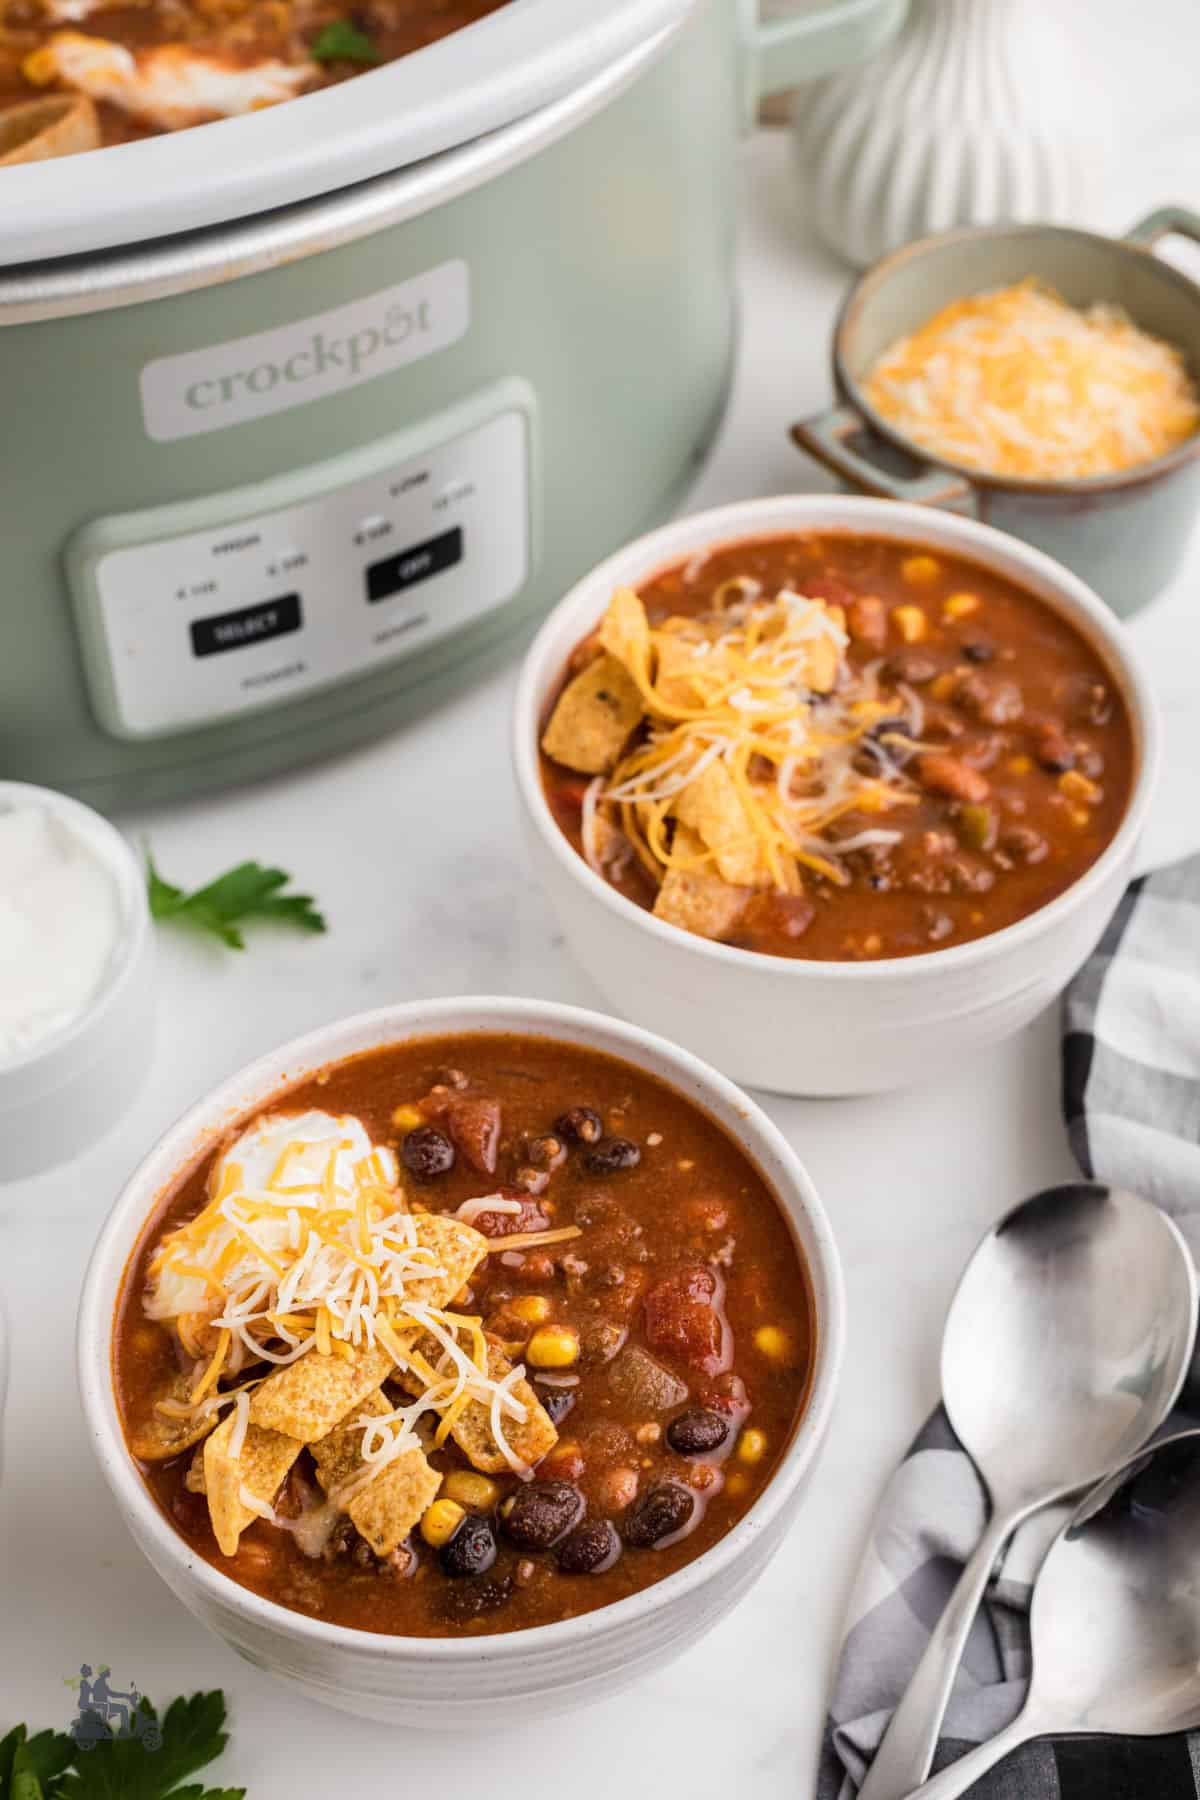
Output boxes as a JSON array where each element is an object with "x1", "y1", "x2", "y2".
[{"x1": 0, "y1": 782, "x2": 154, "y2": 1181}]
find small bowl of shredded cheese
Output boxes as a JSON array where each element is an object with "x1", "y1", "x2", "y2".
[{"x1": 793, "y1": 208, "x2": 1200, "y2": 615}]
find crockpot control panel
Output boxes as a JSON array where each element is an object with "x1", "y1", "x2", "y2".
[{"x1": 67, "y1": 385, "x2": 534, "y2": 741}]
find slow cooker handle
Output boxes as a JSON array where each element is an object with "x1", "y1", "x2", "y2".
[
  {"x1": 790, "y1": 406, "x2": 978, "y2": 514},
  {"x1": 1125, "y1": 206, "x2": 1200, "y2": 251},
  {"x1": 749, "y1": 0, "x2": 908, "y2": 103}
]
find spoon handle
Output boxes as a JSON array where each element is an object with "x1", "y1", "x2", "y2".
[
  {"x1": 858, "y1": 1507, "x2": 1015, "y2": 1800},
  {"x1": 899, "y1": 1714, "x2": 1032, "y2": 1800}
]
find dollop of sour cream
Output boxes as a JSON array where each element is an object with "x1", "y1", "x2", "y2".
[{"x1": 0, "y1": 805, "x2": 121, "y2": 1059}]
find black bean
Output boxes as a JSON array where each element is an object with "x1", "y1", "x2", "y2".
[
  {"x1": 437, "y1": 1573, "x2": 513, "y2": 1623},
  {"x1": 500, "y1": 1480, "x2": 584, "y2": 1551},
  {"x1": 583, "y1": 1136, "x2": 642, "y2": 1176},
  {"x1": 528, "y1": 1134, "x2": 567, "y2": 1170},
  {"x1": 539, "y1": 1388, "x2": 576, "y2": 1426},
  {"x1": 666, "y1": 1408, "x2": 730, "y2": 1458},
  {"x1": 439, "y1": 1513, "x2": 497, "y2": 1578},
  {"x1": 401, "y1": 1126, "x2": 455, "y2": 1181},
  {"x1": 557, "y1": 1519, "x2": 621, "y2": 1576},
  {"x1": 1035, "y1": 732, "x2": 1076, "y2": 774},
  {"x1": 962, "y1": 638, "x2": 995, "y2": 664},
  {"x1": 555, "y1": 1107, "x2": 603, "y2": 1146},
  {"x1": 624, "y1": 1482, "x2": 696, "y2": 1548}
]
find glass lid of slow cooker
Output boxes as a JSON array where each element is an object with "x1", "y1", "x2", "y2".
[{"x1": 0, "y1": 0, "x2": 693, "y2": 269}]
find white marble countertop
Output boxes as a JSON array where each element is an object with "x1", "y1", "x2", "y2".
[{"x1": 4, "y1": 125, "x2": 1200, "y2": 1794}]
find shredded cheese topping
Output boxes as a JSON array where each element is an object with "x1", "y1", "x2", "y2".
[
  {"x1": 863, "y1": 279, "x2": 1200, "y2": 480},
  {"x1": 591, "y1": 585, "x2": 917, "y2": 892},
  {"x1": 147, "y1": 1110, "x2": 538, "y2": 1475}
]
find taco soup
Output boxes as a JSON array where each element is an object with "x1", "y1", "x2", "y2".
[
  {"x1": 0, "y1": 0, "x2": 509, "y2": 150},
  {"x1": 539, "y1": 534, "x2": 1135, "y2": 961},
  {"x1": 113, "y1": 1032, "x2": 815, "y2": 1637}
]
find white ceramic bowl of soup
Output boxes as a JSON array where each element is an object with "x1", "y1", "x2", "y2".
[
  {"x1": 77, "y1": 995, "x2": 844, "y2": 1725},
  {"x1": 512, "y1": 495, "x2": 1160, "y2": 1096}
]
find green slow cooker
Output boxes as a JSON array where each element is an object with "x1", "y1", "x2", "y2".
[{"x1": 0, "y1": 0, "x2": 904, "y2": 811}]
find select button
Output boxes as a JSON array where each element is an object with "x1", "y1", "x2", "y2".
[
  {"x1": 366, "y1": 526, "x2": 463, "y2": 604},
  {"x1": 190, "y1": 593, "x2": 302, "y2": 658}
]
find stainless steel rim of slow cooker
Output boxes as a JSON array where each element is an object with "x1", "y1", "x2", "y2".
[{"x1": 0, "y1": 20, "x2": 680, "y2": 326}]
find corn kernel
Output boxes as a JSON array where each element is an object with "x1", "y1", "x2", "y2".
[
  {"x1": 391, "y1": 1103, "x2": 423, "y2": 1132},
  {"x1": 1068, "y1": 806, "x2": 1090, "y2": 828},
  {"x1": 738, "y1": 1429, "x2": 768, "y2": 1464},
  {"x1": 21, "y1": 47, "x2": 57, "y2": 84},
  {"x1": 441, "y1": 1472, "x2": 501, "y2": 1511},
  {"x1": 754, "y1": 1325, "x2": 791, "y2": 1362},
  {"x1": 527, "y1": 1325, "x2": 580, "y2": 1369},
  {"x1": 930, "y1": 672, "x2": 958, "y2": 703},
  {"x1": 420, "y1": 1498, "x2": 465, "y2": 1548},
  {"x1": 725, "y1": 1471, "x2": 750, "y2": 1498},
  {"x1": 892, "y1": 604, "x2": 928, "y2": 643},
  {"x1": 944, "y1": 591, "x2": 981, "y2": 619},
  {"x1": 510, "y1": 1295, "x2": 552, "y2": 1326},
  {"x1": 901, "y1": 554, "x2": 940, "y2": 586},
  {"x1": 1006, "y1": 754, "x2": 1032, "y2": 776},
  {"x1": 1059, "y1": 770, "x2": 1101, "y2": 805}
]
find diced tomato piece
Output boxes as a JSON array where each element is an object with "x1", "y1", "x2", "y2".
[
  {"x1": 421, "y1": 1093, "x2": 501, "y2": 1175},
  {"x1": 643, "y1": 1265, "x2": 731, "y2": 1376},
  {"x1": 804, "y1": 573, "x2": 857, "y2": 609}
]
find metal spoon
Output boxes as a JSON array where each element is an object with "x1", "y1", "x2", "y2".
[
  {"x1": 906, "y1": 1428, "x2": 1200, "y2": 1799},
  {"x1": 859, "y1": 1182, "x2": 1197, "y2": 1800}
]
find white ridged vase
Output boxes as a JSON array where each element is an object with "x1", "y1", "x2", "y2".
[{"x1": 792, "y1": 0, "x2": 1093, "y2": 268}]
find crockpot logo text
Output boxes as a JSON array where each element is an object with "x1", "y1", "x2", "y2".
[
  {"x1": 140, "y1": 260, "x2": 470, "y2": 443},
  {"x1": 184, "y1": 299, "x2": 435, "y2": 412}
]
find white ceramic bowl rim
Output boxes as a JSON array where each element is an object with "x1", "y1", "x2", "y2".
[
  {"x1": 78, "y1": 994, "x2": 845, "y2": 1662},
  {"x1": 0, "y1": 780, "x2": 149, "y2": 1085},
  {"x1": 513, "y1": 494, "x2": 1160, "y2": 983}
]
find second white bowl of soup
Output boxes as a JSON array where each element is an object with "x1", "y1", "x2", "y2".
[
  {"x1": 513, "y1": 496, "x2": 1159, "y2": 1095},
  {"x1": 79, "y1": 996, "x2": 843, "y2": 1723}
]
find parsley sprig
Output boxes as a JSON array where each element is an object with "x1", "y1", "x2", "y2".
[
  {"x1": 1, "y1": 1692, "x2": 243, "y2": 1800},
  {"x1": 147, "y1": 853, "x2": 327, "y2": 951},
  {"x1": 310, "y1": 18, "x2": 379, "y2": 62}
]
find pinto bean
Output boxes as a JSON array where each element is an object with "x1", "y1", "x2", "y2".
[
  {"x1": 885, "y1": 649, "x2": 939, "y2": 686},
  {"x1": 999, "y1": 826, "x2": 1049, "y2": 865},
  {"x1": 953, "y1": 672, "x2": 1023, "y2": 726},
  {"x1": 847, "y1": 595, "x2": 888, "y2": 651},
  {"x1": 917, "y1": 754, "x2": 990, "y2": 805}
]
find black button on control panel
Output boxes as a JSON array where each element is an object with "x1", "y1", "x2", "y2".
[
  {"x1": 366, "y1": 527, "x2": 463, "y2": 604},
  {"x1": 190, "y1": 594, "x2": 303, "y2": 659}
]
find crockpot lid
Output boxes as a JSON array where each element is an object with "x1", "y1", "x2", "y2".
[{"x1": 0, "y1": 0, "x2": 693, "y2": 268}]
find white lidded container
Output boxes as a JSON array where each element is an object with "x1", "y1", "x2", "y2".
[{"x1": 0, "y1": 782, "x2": 154, "y2": 1179}]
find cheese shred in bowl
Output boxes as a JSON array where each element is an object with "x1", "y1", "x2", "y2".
[
  {"x1": 862, "y1": 278, "x2": 1200, "y2": 481},
  {"x1": 557, "y1": 581, "x2": 921, "y2": 905},
  {"x1": 142, "y1": 1109, "x2": 575, "y2": 1557}
]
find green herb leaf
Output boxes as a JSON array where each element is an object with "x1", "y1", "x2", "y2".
[
  {"x1": 1, "y1": 1728, "x2": 74, "y2": 1800},
  {"x1": 310, "y1": 18, "x2": 380, "y2": 62},
  {"x1": 146, "y1": 852, "x2": 326, "y2": 951},
  {"x1": 54, "y1": 1693, "x2": 241, "y2": 1800}
]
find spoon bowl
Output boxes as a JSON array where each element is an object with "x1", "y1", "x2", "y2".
[
  {"x1": 942, "y1": 1183, "x2": 1195, "y2": 1512},
  {"x1": 912, "y1": 1429, "x2": 1200, "y2": 1799},
  {"x1": 859, "y1": 1183, "x2": 1197, "y2": 1800}
]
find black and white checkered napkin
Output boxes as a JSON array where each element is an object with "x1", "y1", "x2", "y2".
[{"x1": 817, "y1": 855, "x2": 1200, "y2": 1800}]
